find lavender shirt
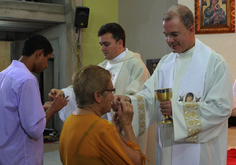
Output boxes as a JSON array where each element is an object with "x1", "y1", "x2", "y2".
[{"x1": 0, "y1": 60, "x2": 46, "y2": 165}]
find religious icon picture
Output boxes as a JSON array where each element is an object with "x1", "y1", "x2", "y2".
[
  {"x1": 179, "y1": 92, "x2": 201, "y2": 102},
  {"x1": 195, "y1": 0, "x2": 235, "y2": 34}
]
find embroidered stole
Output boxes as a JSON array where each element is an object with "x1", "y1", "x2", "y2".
[{"x1": 158, "y1": 39, "x2": 211, "y2": 165}]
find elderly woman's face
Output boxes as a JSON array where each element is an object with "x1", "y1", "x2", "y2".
[{"x1": 100, "y1": 81, "x2": 114, "y2": 115}]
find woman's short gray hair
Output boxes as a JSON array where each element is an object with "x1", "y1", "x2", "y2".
[{"x1": 73, "y1": 65, "x2": 111, "y2": 108}]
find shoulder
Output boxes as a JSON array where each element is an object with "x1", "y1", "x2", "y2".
[
  {"x1": 80, "y1": 118, "x2": 117, "y2": 139},
  {"x1": 4, "y1": 66, "x2": 37, "y2": 90},
  {"x1": 150, "y1": 52, "x2": 172, "y2": 75},
  {"x1": 17, "y1": 70, "x2": 38, "y2": 87},
  {"x1": 206, "y1": 50, "x2": 229, "y2": 72},
  {"x1": 97, "y1": 118, "x2": 114, "y2": 128},
  {"x1": 124, "y1": 53, "x2": 149, "y2": 74},
  {"x1": 93, "y1": 119, "x2": 116, "y2": 132},
  {"x1": 98, "y1": 120, "x2": 119, "y2": 139},
  {"x1": 98, "y1": 60, "x2": 107, "y2": 68},
  {"x1": 156, "y1": 53, "x2": 173, "y2": 67},
  {"x1": 210, "y1": 50, "x2": 224, "y2": 58},
  {"x1": 126, "y1": 50, "x2": 141, "y2": 59},
  {"x1": 209, "y1": 50, "x2": 226, "y2": 65},
  {"x1": 123, "y1": 50, "x2": 145, "y2": 65}
]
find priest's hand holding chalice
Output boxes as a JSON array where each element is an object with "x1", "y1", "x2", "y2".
[{"x1": 155, "y1": 88, "x2": 173, "y2": 124}]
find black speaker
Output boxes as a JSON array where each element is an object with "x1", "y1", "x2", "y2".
[{"x1": 74, "y1": 7, "x2": 90, "y2": 28}]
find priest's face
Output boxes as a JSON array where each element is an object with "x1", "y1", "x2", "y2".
[
  {"x1": 99, "y1": 32, "x2": 123, "y2": 60},
  {"x1": 163, "y1": 17, "x2": 195, "y2": 53}
]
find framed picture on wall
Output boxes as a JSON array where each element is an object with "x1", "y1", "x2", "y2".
[
  {"x1": 195, "y1": 0, "x2": 235, "y2": 34},
  {"x1": 146, "y1": 58, "x2": 161, "y2": 75}
]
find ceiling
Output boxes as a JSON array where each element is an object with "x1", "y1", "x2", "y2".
[
  {"x1": 0, "y1": 19, "x2": 58, "y2": 33},
  {"x1": 0, "y1": 1, "x2": 65, "y2": 40}
]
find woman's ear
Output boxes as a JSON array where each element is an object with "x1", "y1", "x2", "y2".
[{"x1": 94, "y1": 91, "x2": 102, "y2": 103}]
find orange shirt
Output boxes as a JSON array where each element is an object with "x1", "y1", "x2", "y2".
[{"x1": 59, "y1": 114, "x2": 135, "y2": 165}]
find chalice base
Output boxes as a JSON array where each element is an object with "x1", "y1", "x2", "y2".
[{"x1": 158, "y1": 115, "x2": 173, "y2": 124}]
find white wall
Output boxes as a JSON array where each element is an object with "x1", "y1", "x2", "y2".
[
  {"x1": 118, "y1": 0, "x2": 177, "y2": 65},
  {"x1": 179, "y1": 0, "x2": 236, "y2": 80},
  {"x1": 119, "y1": 0, "x2": 236, "y2": 79},
  {"x1": 118, "y1": 1, "x2": 177, "y2": 164}
]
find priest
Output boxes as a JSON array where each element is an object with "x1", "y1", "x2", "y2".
[
  {"x1": 113, "y1": 4, "x2": 233, "y2": 165},
  {"x1": 48, "y1": 23, "x2": 150, "y2": 153}
]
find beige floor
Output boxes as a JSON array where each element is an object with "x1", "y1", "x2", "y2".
[
  {"x1": 44, "y1": 141, "x2": 62, "y2": 165},
  {"x1": 43, "y1": 126, "x2": 236, "y2": 165}
]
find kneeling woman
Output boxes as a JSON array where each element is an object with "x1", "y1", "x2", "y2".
[{"x1": 59, "y1": 65, "x2": 148, "y2": 165}]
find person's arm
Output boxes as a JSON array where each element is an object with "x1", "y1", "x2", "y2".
[
  {"x1": 44, "y1": 96, "x2": 69, "y2": 123},
  {"x1": 48, "y1": 86, "x2": 77, "y2": 122},
  {"x1": 112, "y1": 100, "x2": 147, "y2": 165},
  {"x1": 43, "y1": 101, "x2": 52, "y2": 111}
]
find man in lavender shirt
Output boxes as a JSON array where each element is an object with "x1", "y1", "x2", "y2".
[{"x1": 0, "y1": 35, "x2": 69, "y2": 165}]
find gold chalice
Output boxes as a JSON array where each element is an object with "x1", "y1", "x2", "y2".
[{"x1": 155, "y1": 88, "x2": 173, "y2": 124}]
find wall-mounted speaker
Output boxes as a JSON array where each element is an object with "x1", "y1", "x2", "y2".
[{"x1": 74, "y1": 6, "x2": 90, "y2": 29}]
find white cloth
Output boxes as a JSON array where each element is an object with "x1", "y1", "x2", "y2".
[
  {"x1": 60, "y1": 85, "x2": 76, "y2": 122},
  {"x1": 105, "y1": 60, "x2": 123, "y2": 89},
  {"x1": 130, "y1": 39, "x2": 234, "y2": 165},
  {"x1": 59, "y1": 49, "x2": 150, "y2": 152},
  {"x1": 159, "y1": 40, "x2": 211, "y2": 165}
]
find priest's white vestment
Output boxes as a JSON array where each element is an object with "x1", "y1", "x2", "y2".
[{"x1": 130, "y1": 39, "x2": 233, "y2": 165}]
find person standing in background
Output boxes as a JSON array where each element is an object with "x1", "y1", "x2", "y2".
[
  {"x1": 0, "y1": 35, "x2": 69, "y2": 165},
  {"x1": 49, "y1": 22, "x2": 150, "y2": 153}
]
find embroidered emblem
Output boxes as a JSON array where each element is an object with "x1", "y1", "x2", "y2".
[
  {"x1": 135, "y1": 95, "x2": 146, "y2": 136},
  {"x1": 179, "y1": 92, "x2": 201, "y2": 102}
]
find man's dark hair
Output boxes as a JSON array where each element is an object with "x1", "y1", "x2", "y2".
[
  {"x1": 21, "y1": 35, "x2": 53, "y2": 57},
  {"x1": 97, "y1": 23, "x2": 126, "y2": 47}
]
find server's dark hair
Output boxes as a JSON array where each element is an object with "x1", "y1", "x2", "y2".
[{"x1": 21, "y1": 35, "x2": 53, "y2": 57}]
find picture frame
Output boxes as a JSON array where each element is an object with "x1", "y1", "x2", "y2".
[
  {"x1": 195, "y1": 0, "x2": 235, "y2": 34},
  {"x1": 146, "y1": 58, "x2": 161, "y2": 75}
]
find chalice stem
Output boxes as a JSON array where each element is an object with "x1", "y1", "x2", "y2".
[{"x1": 155, "y1": 88, "x2": 173, "y2": 124}]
